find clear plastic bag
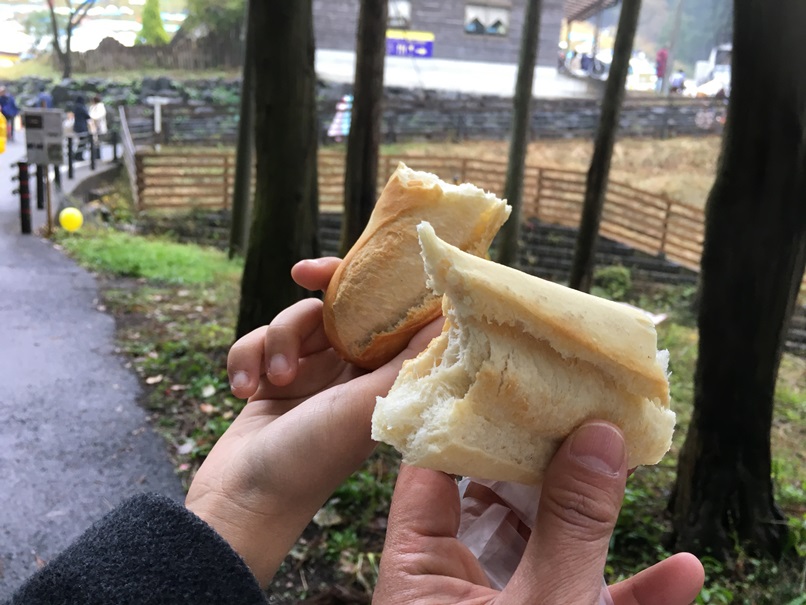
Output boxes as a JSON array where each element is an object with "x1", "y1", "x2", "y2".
[{"x1": 457, "y1": 478, "x2": 613, "y2": 604}]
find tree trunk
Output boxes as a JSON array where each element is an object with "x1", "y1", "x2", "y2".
[
  {"x1": 568, "y1": 0, "x2": 641, "y2": 292},
  {"x1": 660, "y1": 0, "x2": 684, "y2": 95},
  {"x1": 63, "y1": 27, "x2": 73, "y2": 79},
  {"x1": 496, "y1": 0, "x2": 542, "y2": 267},
  {"x1": 229, "y1": 0, "x2": 255, "y2": 259},
  {"x1": 235, "y1": 1, "x2": 320, "y2": 338},
  {"x1": 670, "y1": 0, "x2": 806, "y2": 559},
  {"x1": 339, "y1": 0, "x2": 388, "y2": 257}
]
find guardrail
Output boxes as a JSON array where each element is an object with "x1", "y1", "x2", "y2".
[{"x1": 118, "y1": 105, "x2": 140, "y2": 209}]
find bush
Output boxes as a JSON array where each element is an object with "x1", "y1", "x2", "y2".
[{"x1": 592, "y1": 265, "x2": 633, "y2": 301}]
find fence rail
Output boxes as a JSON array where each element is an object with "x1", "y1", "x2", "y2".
[
  {"x1": 128, "y1": 148, "x2": 806, "y2": 291},
  {"x1": 118, "y1": 106, "x2": 139, "y2": 208}
]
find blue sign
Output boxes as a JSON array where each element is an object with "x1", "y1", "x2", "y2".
[{"x1": 385, "y1": 30, "x2": 435, "y2": 58}]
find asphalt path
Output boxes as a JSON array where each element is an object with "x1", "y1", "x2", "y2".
[{"x1": 0, "y1": 139, "x2": 184, "y2": 598}]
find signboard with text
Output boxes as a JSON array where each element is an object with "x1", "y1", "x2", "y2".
[
  {"x1": 23, "y1": 109, "x2": 65, "y2": 165},
  {"x1": 386, "y1": 29, "x2": 434, "y2": 58}
]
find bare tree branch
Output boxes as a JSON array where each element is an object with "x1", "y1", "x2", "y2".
[{"x1": 71, "y1": 0, "x2": 97, "y2": 30}]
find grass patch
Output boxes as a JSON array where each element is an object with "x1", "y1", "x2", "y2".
[
  {"x1": 0, "y1": 55, "x2": 239, "y2": 82},
  {"x1": 55, "y1": 228, "x2": 241, "y2": 284}
]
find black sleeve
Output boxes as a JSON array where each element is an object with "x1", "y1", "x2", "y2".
[{"x1": 6, "y1": 493, "x2": 267, "y2": 605}]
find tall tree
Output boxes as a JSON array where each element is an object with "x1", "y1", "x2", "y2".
[
  {"x1": 185, "y1": 0, "x2": 244, "y2": 36},
  {"x1": 236, "y1": 1, "x2": 320, "y2": 337},
  {"x1": 568, "y1": 0, "x2": 642, "y2": 292},
  {"x1": 136, "y1": 0, "x2": 170, "y2": 46},
  {"x1": 675, "y1": 0, "x2": 732, "y2": 68},
  {"x1": 339, "y1": 0, "x2": 388, "y2": 256},
  {"x1": 45, "y1": 0, "x2": 97, "y2": 79},
  {"x1": 670, "y1": 0, "x2": 806, "y2": 559},
  {"x1": 496, "y1": 0, "x2": 542, "y2": 267},
  {"x1": 229, "y1": 0, "x2": 255, "y2": 259}
]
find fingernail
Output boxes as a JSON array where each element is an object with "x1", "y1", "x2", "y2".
[
  {"x1": 230, "y1": 371, "x2": 249, "y2": 390},
  {"x1": 569, "y1": 423, "x2": 625, "y2": 476},
  {"x1": 269, "y1": 354, "x2": 290, "y2": 376}
]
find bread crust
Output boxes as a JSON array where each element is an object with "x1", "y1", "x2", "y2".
[
  {"x1": 323, "y1": 163, "x2": 510, "y2": 369},
  {"x1": 371, "y1": 223, "x2": 675, "y2": 484}
]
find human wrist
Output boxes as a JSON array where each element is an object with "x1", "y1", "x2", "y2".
[{"x1": 186, "y1": 493, "x2": 284, "y2": 587}]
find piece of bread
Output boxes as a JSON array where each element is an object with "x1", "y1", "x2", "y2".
[
  {"x1": 371, "y1": 222, "x2": 675, "y2": 485},
  {"x1": 323, "y1": 163, "x2": 511, "y2": 370}
]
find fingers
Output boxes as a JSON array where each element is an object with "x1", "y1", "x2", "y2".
[
  {"x1": 503, "y1": 422, "x2": 627, "y2": 605},
  {"x1": 378, "y1": 465, "x2": 490, "y2": 588},
  {"x1": 388, "y1": 465, "x2": 462, "y2": 544},
  {"x1": 610, "y1": 553, "x2": 704, "y2": 605},
  {"x1": 291, "y1": 257, "x2": 341, "y2": 291},
  {"x1": 248, "y1": 349, "x2": 362, "y2": 402},
  {"x1": 227, "y1": 298, "x2": 330, "y2": 396},
  {"x1": 261, "y1": 298, "x2": 330, "y2": 386}
]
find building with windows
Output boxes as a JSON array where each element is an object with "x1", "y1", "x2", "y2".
[
  {"x1": 313, "y1": 0, "x2": 565, "y2": 67},
  {"x1": 312, "y1": 0, "x2": 618, "y2": 97}
]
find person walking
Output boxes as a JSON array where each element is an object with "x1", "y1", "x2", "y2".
[
  {"x1": 72, "y1": 96, "x2": 91, "y2": 160},
  {"x1": 35, "y1": 85, "x2": 54, "y2": 108},
  {"x1": 89, "y1": 95, "x2": 108, "y2": 159},
  {"x1": 0, "y1": 86, "x2": 20, "y2": 142},
  {"x1": 655, "y1": 47, "x2": 669, "y2": 93}
]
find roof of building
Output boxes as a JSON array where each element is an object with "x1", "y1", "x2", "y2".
[{"x1": 564, "y1": 0, "x2": 621, "y2": 22}]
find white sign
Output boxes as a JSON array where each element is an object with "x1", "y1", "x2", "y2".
[{"x1": 23, "y1": 109, "x2": 65, "y2": 165}]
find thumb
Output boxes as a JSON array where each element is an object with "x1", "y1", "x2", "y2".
[{"x1": 503, "y1": 422, "x2": 627, "y2": 604}]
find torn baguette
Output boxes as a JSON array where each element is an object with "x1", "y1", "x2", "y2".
[
  {"x1": 371, "y1": 222, "x2": 675, "y2": 485},
  {"x1": 323, "y1": 163, "x2": 511, "y2": 369}
]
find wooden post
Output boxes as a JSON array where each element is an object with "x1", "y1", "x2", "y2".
[
  {"x1": 17, "y1": 162, "x2": 31, "y2": 235},
  {"x1": 658, "y1": 197, "x2": 672, "y2": 257},
  {"x1": 135, "y1": 153, "x2": 145, "y2": 211},
  {"x1": 44, "y1": 166, "x2": 53, "y2": 237},
  {"x1": 533, "y1": 167, "x2": 542, "y2": 219},
  {"x1": 223, "y1": 154, "x2": 230, "y2": 209}
]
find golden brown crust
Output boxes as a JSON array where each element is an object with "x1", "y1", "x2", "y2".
[{"x1": 323, "y1": 164, "x2": 510, "y2": 370}]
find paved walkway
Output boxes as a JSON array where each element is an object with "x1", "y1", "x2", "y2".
[{"x1": 0, "y1": 139, "x2": 184, "y2": 598}]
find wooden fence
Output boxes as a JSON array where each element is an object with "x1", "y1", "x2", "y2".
[
  {"x1": 69, "y1": 29, "x2": 244, "y2": 74},
  {"x1": 131, "y1": 148, "x2": 702, "y2": 272},
  {"x1": 130, "y1": 148, "x2": 806, "y2": 294}
]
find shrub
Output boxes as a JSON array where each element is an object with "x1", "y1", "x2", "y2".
[{"x1": 592, "y1": 265, "x2": 633, "y2": 301}]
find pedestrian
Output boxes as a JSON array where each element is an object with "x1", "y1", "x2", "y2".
[
  {"x1": 3, "y1": 258, "x2": 707, "y2": 605},
  {"x1": 72, "y1": 95, "x2": 91, "y2": 160},
  {"x1": 0, "y1": 85, "x2": 20, "y2": 142},
  {"x1": 89, "y1": 94, "x2": 108, "y2": 159},
  {"x1": 670, "y1": 69, "x2": 686, "y2": 94},
  {"x1": 327, "y1": 94, "x2": 353, "y2": 143},
  {"x1": 655, "y1": 47, "x2": 669, "y2": 93},
  {"x1": 35, "y1": 85, "x2": 54, "y2": 109}
]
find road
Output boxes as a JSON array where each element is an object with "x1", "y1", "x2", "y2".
[
  {"x1": 315, "y1": 49, "x2": 595, "y2": 98},
  {"x1": 0, "y1": 138, "x2": 184, "y2": 598}
]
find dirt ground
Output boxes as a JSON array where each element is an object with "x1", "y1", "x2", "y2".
[{"x1": 386, "y1": 136, "x2": 722, "y2": 209}]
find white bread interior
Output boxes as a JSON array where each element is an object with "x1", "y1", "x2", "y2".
[
  {"x1": 324, "y1": 162, "x2": 511, "y2": 369},
  {"x1": 372, "y1": 222, "x2": 675, "y2": 485}
]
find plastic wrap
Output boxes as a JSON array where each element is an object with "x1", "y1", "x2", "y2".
[{"x1": 457, "y1": 478, "x2": 614, "y2": 604}]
